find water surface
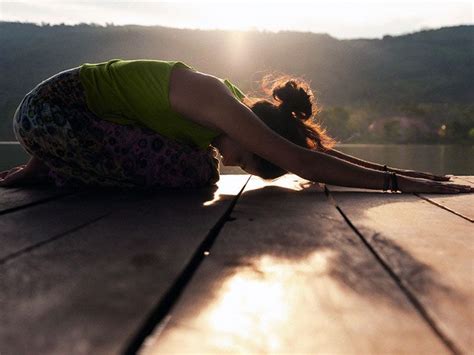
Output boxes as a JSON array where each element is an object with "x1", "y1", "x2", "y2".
[
  {"x1": 336, "y1": 144, "x2": 473, "y2": 176},
  {"x1": 1, "y1": 142, "x2": 472, "y2": 175}
]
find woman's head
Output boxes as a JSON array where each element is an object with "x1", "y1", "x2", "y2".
[{"x1": 243, "y1": 74, "x2": 336, "y2": 179}]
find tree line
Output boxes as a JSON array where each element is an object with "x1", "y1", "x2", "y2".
[{"x1": 1, "y1": 21, "x2": 472, "y2": 143}]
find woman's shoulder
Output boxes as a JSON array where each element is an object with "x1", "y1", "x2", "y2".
[
  {"x1": 220, "y1": 78, "x2": 246, "y2": 102},
  {"x1": 169, "y1": 67, "x2": 240, "y2": 131}
]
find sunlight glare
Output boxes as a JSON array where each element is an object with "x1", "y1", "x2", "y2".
[
  {"x1": 2, "y1": 1, "x2": 471, "y2": 39},
  {"x1": 202, "y1": 250, "x2": 334, "y2": 351},
  {"x1": 203, "y1": 175, "x2": 250, "y2": 206},
  {"x1": 204, "y1": 174, "x2": 321, "y2": 206}
]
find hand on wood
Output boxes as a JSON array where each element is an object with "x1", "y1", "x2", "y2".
[{"x1": 397, "y1": 175, "x2": 473, "y2": 194}]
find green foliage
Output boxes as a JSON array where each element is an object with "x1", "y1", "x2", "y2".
[
  {"x1": 468, "y1": 128, "x2": 474, "y2": 140},
  {"x1": 318, "y1": 107, "x2": 351, "y2": 141},
  {"x1": 1, "y1": 22, "x2": 473, "y2": 143}
]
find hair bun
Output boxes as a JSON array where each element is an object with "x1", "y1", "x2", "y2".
[{"x1": 273, "y1": 80, "x2": 313, "y2": 120}]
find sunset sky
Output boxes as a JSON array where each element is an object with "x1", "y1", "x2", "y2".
[{"x1": 1, "y1": 0, "x2": 472, "y2": 39}]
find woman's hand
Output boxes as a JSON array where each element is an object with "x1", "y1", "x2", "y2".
[
  {"x1": 397, "y1": 175, "x2": 473, "y2": 194},
  {"x1": 390, "y1": 168, "x2": 451, "y2": 181}
]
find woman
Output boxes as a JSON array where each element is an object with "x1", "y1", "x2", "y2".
[{"x1": 1, "y1": 59, "x2": 472, "y2": 193}]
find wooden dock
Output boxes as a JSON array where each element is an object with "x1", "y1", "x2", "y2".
[{"x1": 1, "y1": 174, "x2": 473, "y2": 355}]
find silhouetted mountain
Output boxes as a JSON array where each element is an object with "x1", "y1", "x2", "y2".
[{"x1": 1, "y1": 22, "x2": 473, "y2": 143}]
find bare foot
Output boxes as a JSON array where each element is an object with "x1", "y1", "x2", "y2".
[
  {"x1": 0, "y1": 165, "x2": 26, "y2": 179},
  {"x1": 0, "y1": 156, "x2": 51, "y2": 187},
  {"x1": 27, "y1": 155, "x2": 51, "y2": 175}
]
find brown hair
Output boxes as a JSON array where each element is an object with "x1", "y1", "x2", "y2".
[{"x1": 243, "y1": 73, "x2": 336, "y2": 179}]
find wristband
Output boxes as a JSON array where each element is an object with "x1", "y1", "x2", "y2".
[
  {"x1": 390, "y1": 172, "x2": 399, "y2": 192},
  {"x1": 383, "y1": 172, "x2": 390, "y2": 191}
]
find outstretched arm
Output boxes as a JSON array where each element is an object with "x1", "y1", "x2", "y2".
[
  {"x1": 169, "y1": 70, "x2": 471, "y2": 193},
  {"x1": 324, "y1": 148, "x2": 451, "y2": 181},
  {"x1": 324, "y1": 148, "x2": 390, "y2": 171}
]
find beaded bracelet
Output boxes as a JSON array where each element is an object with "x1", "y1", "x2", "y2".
[
  {"x1": 383, "y1": 172, "x2": 399, "y2": 192},
  {"x1": 383, "y1": 172, "x2": 390, "y2": 191},
  {"x1": 390, "y1": 172, "x2": 399, "y2": 192}
]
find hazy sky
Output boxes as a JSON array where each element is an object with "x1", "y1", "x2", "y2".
[{"x1": 1, "y1": 0, "x2": 472, "y2": 39}]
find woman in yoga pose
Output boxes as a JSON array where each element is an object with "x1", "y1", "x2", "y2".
[{"x1": 1, "y1": 59, "x2": 472, "y2": 193}]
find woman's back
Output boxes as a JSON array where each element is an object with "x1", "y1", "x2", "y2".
[{"x1": 80, "y1": 59, "x2": 245, "y2": 149}]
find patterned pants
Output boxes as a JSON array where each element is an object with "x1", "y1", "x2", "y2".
[{"x1": 12, "y1": 68, "x2": 220, "y2": 190}]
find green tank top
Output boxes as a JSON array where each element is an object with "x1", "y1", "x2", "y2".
[{"x1": 79, "y1": 59, "x2": 246, "y2": 149}]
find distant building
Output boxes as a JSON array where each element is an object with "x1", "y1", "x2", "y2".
[{"x1": 368, "y1": 116, "x2": 433, "y2": 141}]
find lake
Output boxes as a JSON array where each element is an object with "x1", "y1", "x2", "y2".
[{"x1": 1, "y1": 142, "x2": 472, "y2": 176}]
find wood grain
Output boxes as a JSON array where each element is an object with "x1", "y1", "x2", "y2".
[
  {"x1": 0, "y1": 191, "x2": 122, "y2": 261},
  {"x1": 143, "y1": 175, "x2": 449, "y2": 354},
  {"x1": 417, "y1": 176, "x2": 474, "y2": 222},
  {"x1": 0, "y1": 185, "x2": 75, "y2": 214},
  {"x1": 330, "y1": 190, "x2": 474, "y2": 354},
  {"x1": 455, "y1": 175, "x2": 474, "y2": 184},
  {"x1": 327, "y1": 176, "x2": 474, "y2": 222},
  {"x1": 0, "y1": 175, "x2": 249, "y2": 355}
]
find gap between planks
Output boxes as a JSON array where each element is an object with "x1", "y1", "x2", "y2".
[
  {"x1": 122, "y1": 175, "x2": 251, "y2": 355},
  {"x1": 0, "y1": 188, "x2": 78, "y2": 216},
  {"x1": 415, "y1": 193, "x2": 473, "y2": 223},
  {"x1": 0, "y1": 212, "x2": 111, "y2": 266},
  {"x1": 324, "y1": 185, "x2": 462, "y2": 355},
  {"x1": 415, "y1": 176, "x2": 474, "y2": 223},
  {"x1": 1, "y1": 175, "x2": 251, "y2": 355}
]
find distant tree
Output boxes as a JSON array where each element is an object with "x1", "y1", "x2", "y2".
[
  {"x1": 319, "y1": 107, "x2": 351, "y2": 141},
  {"x1": 383, "y1": 121, "x2": 401, "y2": 141},
  {"x1": 0, "y1": 22, "x2": 472, "y2": 143}
]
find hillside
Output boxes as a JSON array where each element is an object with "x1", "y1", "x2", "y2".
[{"x1": 1, "y1": 22, "x2": 473, "y2": 143}]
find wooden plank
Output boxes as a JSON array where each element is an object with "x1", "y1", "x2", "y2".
[
  {"x1": 418, "y1": 176, "x2": 474, "y2": 222},
  {"x1": 326, "y1": 175, "x2": 473, "y2": 192},
  {"x1": 327, "y1": 176, "x2": 474, "y2": 222},
  {"x1": 0, "y1": 175, "x2": 249, "y2": 355},
  {"x1": 455, "y1": 175, "x2": 474, "y2": 184},
  {"x1": 447, "y1": 175, "x2": 474, "y2": 186},
  {"x1": 327, "y1": 191, "x2": 474, "y2": 354},
  {"x1": 142, "y1": 175, "x2": 449, "y2": 354},
  {"x1": 0, "y1": 190, "x2": 151, "y2": 262},
  {"x1": 0, "y1": 185, "x2": 75, "y2": 215}
]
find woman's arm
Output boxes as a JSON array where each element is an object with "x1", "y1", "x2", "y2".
[
  {"x1": 325, "y1": 148, "x2": 385, "y2": 170},
  {"x1": 169, "y1": 70, "x2": 471, "y2": 193},
  {"x1": 170, "y1": 70, "x2": 384, "y2": 188}
]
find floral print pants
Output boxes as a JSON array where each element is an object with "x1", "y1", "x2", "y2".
[{"x1": 12, "y1": 67, "x2": 220, "y2": 190}]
